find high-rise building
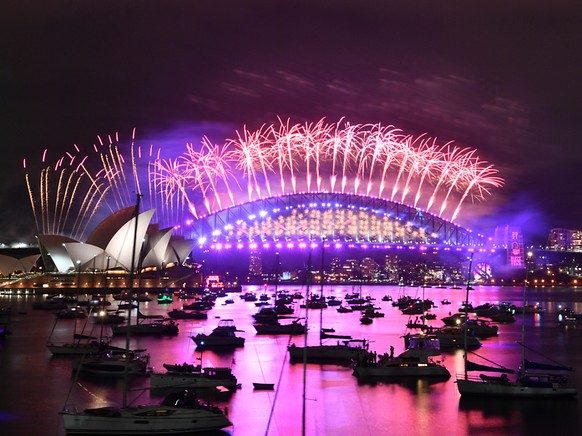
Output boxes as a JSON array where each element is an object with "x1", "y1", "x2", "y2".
[
  {"x1": 248, "y1": 250, "x2": 262, "y2": 278},
  {"x1": 360, "y1": 257, "x2": 378, "y2": 279},
  {"x1": 330, "y1": 257, "x2": 342, "y2": 274},
  {"x1": 493, "y1": 226, "x2": 525, "y2": 268},
  {"x1": 547, "y1": 228, "x2": 582, "y2": 252}
]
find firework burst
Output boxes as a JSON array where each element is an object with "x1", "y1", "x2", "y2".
[{"x1": 24, "y1": 119, "x2": 503, "y2": 240}]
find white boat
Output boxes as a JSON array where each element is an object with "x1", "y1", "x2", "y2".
[
  {"x1": 288, "y1": 339, "x2": 371, "y2": 364},
  {"x1": 456, "y1": 255, "x2": 578, "y2": 398},
  {"x1": 149, "y1": 367, "x2": 238, "y2": 391},
  {"x1": 60, "y1": 195, "x2": 233, "y2": 435},
  {"x1": 60, "y1": 390, "x2": 232, "y2": 434},
  {"x1": 352, "y1": 333, "x2": 450, "y2": 379},
  {"x1": 288, "y1": 249, "x2": 371, "y2": 364},
  {"x1": 456, "y1": 361, "x2": 578, "y2": 398},
  {"x1": 191, "y1": 319, "x2": 245, "y2": 348}
]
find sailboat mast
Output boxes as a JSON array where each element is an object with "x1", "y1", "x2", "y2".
[
  {"x1": 463, "y1": 253, "x2": 474, "y2": 380},
  {"x1": 319, "y1": 241, "x2": 325, "y2": 346},
  {"x1": 302, "y1": 248, "x2": 312, "y2": 436},
  {"x1": 520, "y1": 262, "x2": 529, "y2": 376},
  {"x1": 274, "y1": 252, "x2": 280, "y2": 296},
  {"x1": 122, "y1": 193, "x2": 141, "y2": 408}
]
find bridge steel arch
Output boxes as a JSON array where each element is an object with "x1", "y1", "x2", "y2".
[{"x1": 187, "y1": 192, "x2": 485, "y2": 247}]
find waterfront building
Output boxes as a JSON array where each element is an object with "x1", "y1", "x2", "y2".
[
  {"x1": 360, "y1": 257, "x2": 378, "y2": 280},
  {"x1": 548, "y1": 228, "x2": 582, "y2": 252},
  {"x1": 248, "y1": 250, "x2": 263, "y2": 278},
  {"x1": 493, "y1": 226, "x2": 525, "y2": 268}
]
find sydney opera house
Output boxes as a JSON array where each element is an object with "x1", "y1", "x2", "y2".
[{"x1": 1, "y1": 206, "x2": 202, "y2": 291}]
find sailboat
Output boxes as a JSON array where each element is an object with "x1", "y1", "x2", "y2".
[
  {"x1": 287, "y1": 245, "x2": 371, "y2": 364},
  {"x1": 72, "y1": 347, "x2": 150, "y2": 377},
  {"x1": 456, "y1": 254, "x2": 577, "y2": 398},
  {"x1": 47, "y1": 306, "x2": 118, "y2": 356},
  {"x1": 60, "y1": 194, "x2": 232, "y2": 434},
  {"x1": 111, "y1": 315, "x2": 179, "y2": 336}
]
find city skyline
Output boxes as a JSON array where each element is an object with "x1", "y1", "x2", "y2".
[{"x1": 2, "y1": 1, "x2": 581, "y2": 245}]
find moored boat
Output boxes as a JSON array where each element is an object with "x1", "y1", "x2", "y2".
[
  {"x1": 60, "y1": 195, "x2": 233, "y2": 435},
  {"x1": 191, "y1": 319, "x2": 245, "y2": 348},
  {"x1": 167, "y1": 308, "x2": 208, "y2": 320},
  {"x1": 112, "y1": 318, "x2": 179, "y2": 336},
  {"x1": 435, "y1": 326, "x2": 481, "y2": 349},
  {"x1": 456, "y1": 255, "x2": 577, "y2": 399},
  {"x1": 73, "y1": 348, "x2": 150, "y2": 377},
  {"x1": 352, "y1": 333, "x2": 450, "y2": 379},
  {"x1": 163, "y1": 362, "x2": 202, "y2": 373},
  {"x1": 456, "y1": 360, "x2": 578, "y2": 398},
  {"x1": 253, "y1": 318, "x2": 306, "y2": 335},
  {"x1": 157, "y1": 293, "x2": 173, "y2": 304},
  {"x1": 60, "y1": 390, "x2": 232, "y2": 434},
  {"x1": 55, "y1": 306, "x2": 88, "y2": 319},
  {"x1": 47, "y1": 335, "x2": 120, "y2": 356},
  {"x1": 149, "y1": 367, "x2": 238, "y2": 391},
  {"x1": 461, "y1": 319, "x2": 499, "y2": 338},
  {"x1": 253, "y1": 382, "x2": 275, "y2": 390},
  {"x1": 288, "y1": 339, "x2": 371, "y2": 364}
]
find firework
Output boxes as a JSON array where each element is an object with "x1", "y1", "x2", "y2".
[{"x1": 25, "y1": 119, "x2": 503, "y2": 240}]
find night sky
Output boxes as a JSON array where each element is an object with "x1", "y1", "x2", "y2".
[{"x1": 2, "y1": 1, "x2": 581, "y2": 245}]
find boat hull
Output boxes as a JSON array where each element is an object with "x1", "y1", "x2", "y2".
[
  {"x1": 47, "y1": 343, "x2": 103, "y2": 356},
  {"x1": 253, "y1": 383, "x2": 275, "y2": 390},
  {"x1": 192, "y1": 335, "x2": 245, "y2": 348},
  {"x1": 288, "y1": 344, "x2": 370, "y2": 363},
  {"x1": 253, "y1": 323, "x2": 305, "y2": 335},
  {"x1": 436, "y1": 335, "x2": 481, "y2": 349},
  {"x1": 354, "y1": 363, "x2": 450, "y2": 378},
  {"x1": 456, "y1": 378, "x2": 578, "y2": 398},
  {"x1": 112, "y1": 324, "x2": 178, "y2": 336},
  {"x1": 149, "y1": 373, "x2": 238, "y2": 390},
  {"x1": 60, "y1": 405, "x2": 232, "y2": 434}
]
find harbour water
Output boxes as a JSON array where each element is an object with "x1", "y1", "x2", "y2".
[{"x1": 1, "y1": 284, "x2": 581, "y2": 436}]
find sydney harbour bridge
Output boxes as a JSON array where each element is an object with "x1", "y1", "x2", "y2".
[
  {"x1": 23, "y1": 119, "x2": 508, "y2": 282},
  {"x1": 187, "y1": 192, "x2": 483, "y2": 248}
]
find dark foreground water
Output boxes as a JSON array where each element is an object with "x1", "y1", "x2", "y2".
[{"x1": 1, "y1": 284, "x2": 582, "y2": 436}]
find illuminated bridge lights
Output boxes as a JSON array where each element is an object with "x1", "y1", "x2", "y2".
[
  {"x1": 195, "y1": 193, "x2": 486, "y2": 253},
  {"x1": 199, "y1": 241, "x2": 487, "y2": 255}
]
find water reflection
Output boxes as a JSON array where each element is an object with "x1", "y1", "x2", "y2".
[
  {"x1": 459, "y1": 396, "x2": 580, "y2": 436},
  {"x1": 356, "y1": 376, "x2": 450, "y2": 394},
  {"x1": 1, "y1": 285, "x2": 582, "y2": 436}
]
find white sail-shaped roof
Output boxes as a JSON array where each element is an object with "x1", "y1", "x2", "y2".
[
  {"x1": 38, "y1": 234, "x2": 79, "y2": 272},
  {"x1": 17, "y1": 254, "x2": 41, "y2": 273},
  {"x1": 170, "y1": 239, "x2": 196, "y2": 264},
  {"x1": 0, "y1": 255, "x2": 19, "y2": 276},
  {"x1": 105, "y1": 209, "x2": 155, "y2": 272},
  {"x1": 35, "y1": 208, "x2": 194, "y2": 273},
  {"x1": 0, "y1": 254, "x2": 41, "y2": 275},
  {"x1": 63, "y1": 243, "x2": 105, "y2": 271},
  {"x1": 142, "y1": 228, "x2": 173, "y2": 268}
]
